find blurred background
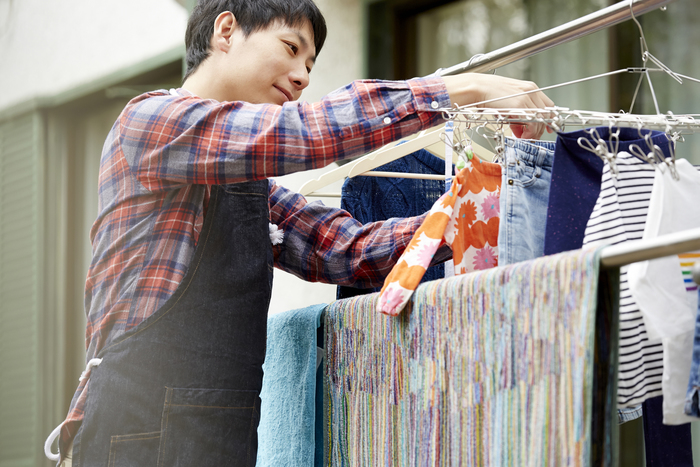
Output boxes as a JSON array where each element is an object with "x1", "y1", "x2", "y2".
[{"x1": 1, "y1": 0, "x2": 699, "y2": 465}]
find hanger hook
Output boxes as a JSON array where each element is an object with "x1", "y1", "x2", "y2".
[{"x1": 629, "y1": 0, "x2": 650, "y2": 60}]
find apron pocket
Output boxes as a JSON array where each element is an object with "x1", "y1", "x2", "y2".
[
  {"x1": 108, "y1": 432, "x2": 161, "y2": 467},
  {"x1": 158, "y1": 387, "x2": 260, "y2": 467}
]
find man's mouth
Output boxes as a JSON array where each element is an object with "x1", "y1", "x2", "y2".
[{"x1": 274, "y1": 85, "x2": 291, "y2": 103}]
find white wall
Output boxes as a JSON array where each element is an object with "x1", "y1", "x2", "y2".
[
  {"x1": 0, "y1": 0, "x2": 361, "y2": 111},
  {"x1": 297, "y1": 0, "x2": 363, "y2": 104},
  {"x1": 0, "y1": 0, "x2": 187, "y2": 111}
]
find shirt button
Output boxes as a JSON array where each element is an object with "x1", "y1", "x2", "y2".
[
  {"x1": 430, "y1": 101, "x2": 439, "y2": 109},
  {"x1": 508, "y1": 179, "x2": 514, "y2": 185},
  {"x1": 383, "y1": 117, "x2": 391, "y2": 124}
]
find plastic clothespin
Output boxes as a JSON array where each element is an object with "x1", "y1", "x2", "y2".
[
  {"x1": 465, "y1": 144, "x2": 474, "y2": 161},
  {"x1": 456, "y1": 144, "x2": 474, "y2": 171}
]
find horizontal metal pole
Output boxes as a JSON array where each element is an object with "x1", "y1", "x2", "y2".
[
  {"x1": 600, "y1": 227, "x2": 700, "y2": 268},
  {"x1": 439, "y1": 0, "x2": 675, "y2": 76}
]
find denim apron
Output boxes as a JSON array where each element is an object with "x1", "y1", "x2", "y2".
[{"x1": 71, "y1": 181, "x2": 273, "y2": 467}]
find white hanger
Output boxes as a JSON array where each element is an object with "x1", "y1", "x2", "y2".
[
  {"x1": 299, "y1": 123, "x2": 494, "y2": 197},
  {"x1": 299, "y1": 126, "x2": 443, "y2": 196}
]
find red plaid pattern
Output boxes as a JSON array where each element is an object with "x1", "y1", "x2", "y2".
[{"x1": 58, "y1": 77, "x2": 450, "y2": 456}]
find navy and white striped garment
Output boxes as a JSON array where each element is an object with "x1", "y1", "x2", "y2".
[{"x1": 582, "y1": 151, "x2": 663, "y2": 408}]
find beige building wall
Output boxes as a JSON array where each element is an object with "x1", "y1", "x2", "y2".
[{"x1": 0, "y1": 0, "x2": 188, "y2": 111}]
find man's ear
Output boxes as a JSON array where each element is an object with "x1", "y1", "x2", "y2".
[{"x1": 212, "y1": 11, "x2": 237, "y2": 53}]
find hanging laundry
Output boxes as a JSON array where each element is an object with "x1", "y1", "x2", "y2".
[
  {"x1": 686, "y1": 287, "x2": 700, "y2": 418},
  {"x1": 543, "y1": 128, "x2": 605, "y2": 255},
  {"x1": 584, "y1": 150, "x2": 695, "y2": 465},
  {"x1": 566, "y1": 129, "x2": 675, "y2": 406},
  {"x1": 377, "y1": 157, "x2": 501, "y2": 316},
  {"x1": 257, "y1": 304, "x2": 326, "y2": 467},
  {"x1": 583, "y1": 151, "x2": 663, "y2": 409},
  {"x1": 641, "y1": 395, "x2": 695, "y2": 466},
  {"x1": 498, "y1": 138, "x2": 555, "y2": 265},
  {"x1": 337, "y1": 149, "x2": 449, "y2": 299},
  {"x1": 325, "y1": 247, "x2": 617, "y2": 466},
  {"x1": 628, "y1": 158, "x2": 700, "y2": 424}
]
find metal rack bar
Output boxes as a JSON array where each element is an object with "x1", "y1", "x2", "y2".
[
  {"x1": 600, "y1": 227, "x2": 700, "y2": 268},
  {"x1": 439, "y1": 0, "x2": 676, "y2": 76},
  {"x1": 439, "y1": 107, "x2": 700, "y2": 133}
]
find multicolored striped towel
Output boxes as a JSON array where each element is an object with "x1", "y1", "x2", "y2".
[{"x1": 325, "y1": 247, "x2": 613, "y2": 466}]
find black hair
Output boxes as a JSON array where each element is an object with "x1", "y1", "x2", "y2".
[{"x1": 183, "y1": 0, "x2": 327, "y2": 81}]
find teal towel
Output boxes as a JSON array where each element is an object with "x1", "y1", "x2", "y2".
[{"x1": 257, "y1": 304, "x2": 326, "y2": 467}]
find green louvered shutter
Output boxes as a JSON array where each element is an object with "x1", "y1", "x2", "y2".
[{"x1": 0, "y1": 113, "x2": 41, "y2": 467}]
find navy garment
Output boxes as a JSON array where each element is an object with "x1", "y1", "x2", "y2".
[
  {"x1": 543, "y1": 129, "x2": 605, "y2": 255},
  {"x1": 544, "y1": 127, "x2": 674, "y2": 255},
  {"x1": 643, "y1": 396, "x2": 694, "y2": 466},
  {"x1": 337, "y1": 149, "x2": 450, "y2": 299},
  {"x1": 72, "y1": 181, "x2": 273, "y2": 467}
]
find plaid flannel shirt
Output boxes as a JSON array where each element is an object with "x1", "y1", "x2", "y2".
[{"x1": 58, "y1": 76, "x2": 450, "y2": 455}]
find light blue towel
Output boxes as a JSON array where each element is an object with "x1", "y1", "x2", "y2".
[{"x1": 257, "y1": 304, "x2": 326, "y2": 467}]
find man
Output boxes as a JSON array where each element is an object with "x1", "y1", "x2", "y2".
[{"x1": 47, "y1": 0, "x2": 553, "y2": 465}]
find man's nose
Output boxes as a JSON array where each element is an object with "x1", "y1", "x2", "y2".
[{"x1": 290, "y1": 64, "x2": 310, "y2": 94}]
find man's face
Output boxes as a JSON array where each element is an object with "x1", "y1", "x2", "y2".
[{"x1": 220, "y1": 19, "x2": 316, "y2": 105}]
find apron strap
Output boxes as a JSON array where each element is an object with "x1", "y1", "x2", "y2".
[{"x1": 44, "y1": 358, "x2": 103, "y2": 461}]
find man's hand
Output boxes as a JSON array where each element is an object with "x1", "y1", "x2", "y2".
[{"x1": 442, "y1": 73, "x2": 554, "y2": 140}]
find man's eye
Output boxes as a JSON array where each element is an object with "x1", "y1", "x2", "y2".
[{"x1": 286, "y1": 42, "x2": 298, "y2": 54}]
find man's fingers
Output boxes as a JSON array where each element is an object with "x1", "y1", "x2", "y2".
[
  {"x1": 520, "y1": 122, "x2": 545, "y2": 140},
  {"x1": 509, "y1": 124, "x2": 524, "y2": 139},
  {"x1": 442, "y1": 73, "x2": 554, "y2": 140}
]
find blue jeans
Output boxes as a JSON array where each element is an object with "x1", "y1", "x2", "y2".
[
  {"x1": 686, "y1": 288, "x2": 700, "y2": 417},
  {"x1": 498, "y1": 138, "x2": 555, "y2": 265}
]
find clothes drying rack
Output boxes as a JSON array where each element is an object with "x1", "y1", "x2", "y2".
[
  {"x1": 601, "y1": 227, "x2": 700, "y2": 277},
  {"x1": 438, "y1": 0, "x2": 676, "y2": 76},
  {"x1": 434, "y1": 0, "x2": 700, "y2": 271}
]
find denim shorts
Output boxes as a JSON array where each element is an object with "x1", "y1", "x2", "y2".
[
  {"x1": 685, "y1": 288, "x2": 700, "y2": 417},
  {"x1": 498, "y1": 138, "x2": 555, "y2": 266},
  {"x1": 618, "y1": 405, "x2": 642, "y2": 423}
]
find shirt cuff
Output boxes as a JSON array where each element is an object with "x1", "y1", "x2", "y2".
[{"x1": 406, "y1": 76, "x2": 451, "y2": 127}]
